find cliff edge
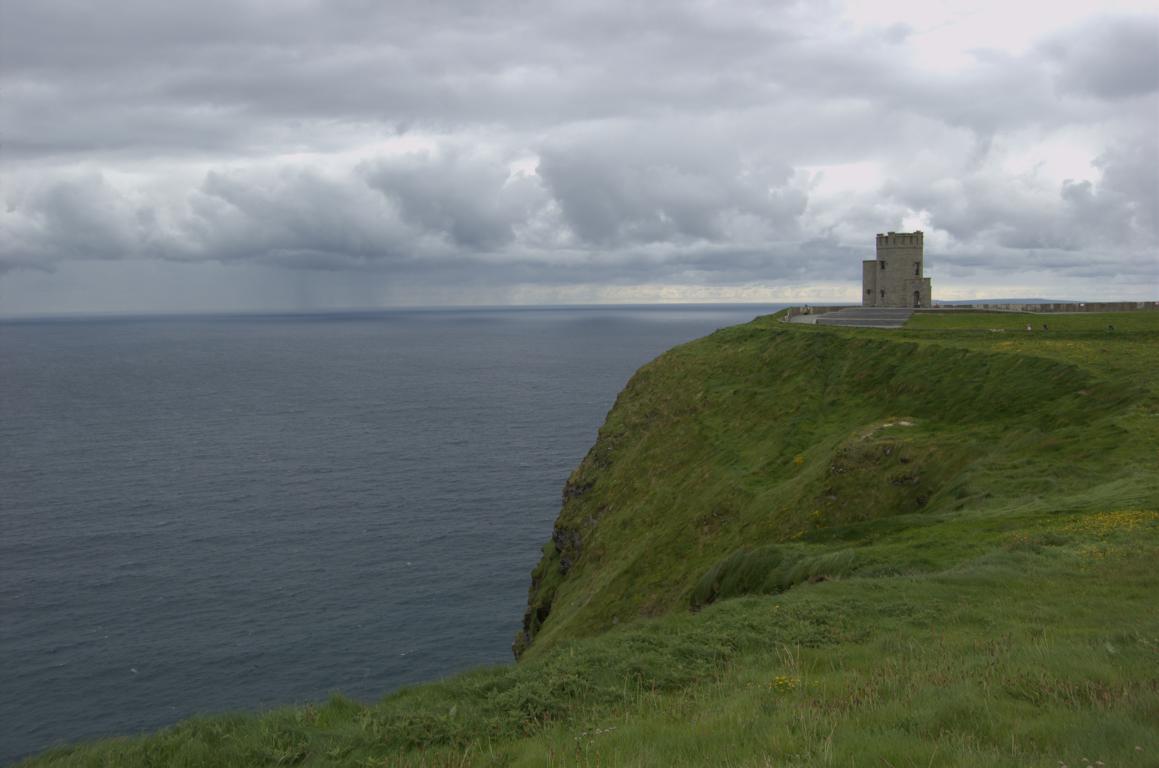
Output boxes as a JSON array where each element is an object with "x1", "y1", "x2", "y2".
[{"x1": 514, "y1": 310, "x2": 1154, "y2": 658}]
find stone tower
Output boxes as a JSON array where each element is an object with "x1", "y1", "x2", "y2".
[{"x1": 862, "y1": 231, "x2": 932, "y2": 308}]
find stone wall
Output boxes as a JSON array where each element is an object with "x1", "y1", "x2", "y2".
[
  {"x1": 783, "y1": 305, "x2": 855, "y2": 320},
  {"x1": 925, "y1": 301, "x2": 1159, "y2": 313}
]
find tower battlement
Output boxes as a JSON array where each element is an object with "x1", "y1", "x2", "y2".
[{"x1": 876, "y1": 231, "x2": 924, "y2": 249}]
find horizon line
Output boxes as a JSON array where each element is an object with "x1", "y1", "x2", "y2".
[{"x1": 0, "y1": 297, "x2": 1106, "y2": 323}]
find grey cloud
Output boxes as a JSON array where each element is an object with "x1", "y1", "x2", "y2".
[
  {"x1": 0, "y1": 141, "x2": 821, "y2": 289},
  {"x1": 1042, "y1": 16, "x2": 1159, "y2": 99},
  {"x1": 1, "y1": 1, "x2": 1157, "y2": 308},
  {"x1": 0, "y1": 174, "x2": 154, "y2": 271},
  {"x1": 183, "y1": 167, "x2": 422, "y2": 269},
  {"x1": 360, "y1": 150, "x2": 544, "y2": 251},
  {"x1": 0, "y1": 0, "x2": 800, "y2": 158},
  {"x1": 0, "y1": 1, "x2": 1137, "y2": 160},
  {"x1": 537, "y1": 123, "x2": 804, "y2": 246},
  {"x1": 1, "y1": 165, "x2": 417, "y2": 274},
  {"x1": 884, "y1": 164, "x2": 1151, "y2": 257},
  {"x1": 1091, "y1": 137, "x2": 1159, "y2": 238}
]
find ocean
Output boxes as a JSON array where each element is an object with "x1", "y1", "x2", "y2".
[{"x1": 0, "y1": 305, "x2": 775, "y2": 763}]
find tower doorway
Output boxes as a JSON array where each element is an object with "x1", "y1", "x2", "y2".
[{"x1": 913, "y1": 291, "x2": 921, "y2": 308}]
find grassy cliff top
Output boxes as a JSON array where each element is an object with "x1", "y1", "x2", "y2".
[
  {"x1": 24, "y1": 310, "x2": 1159, "y2": 767},
  {"x1": 517, "y1": 309, "x2": 1157, "y2": 655}
]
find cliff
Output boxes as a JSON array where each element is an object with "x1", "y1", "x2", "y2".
[
  {"x1": 24, "y1": 309, "x2": 1159, "y2": 767},
  {"x1": 514, "y1": 311, "x2": 1150, "y2": 657}
]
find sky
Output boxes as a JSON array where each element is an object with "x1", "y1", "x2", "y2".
[{"x1": 1, "y1": 0, "x2": 1156, "y2": 315}]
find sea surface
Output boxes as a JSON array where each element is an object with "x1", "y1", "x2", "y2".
[{"x1": 0, "y1": 304, "x2": 776, "y2": 763}]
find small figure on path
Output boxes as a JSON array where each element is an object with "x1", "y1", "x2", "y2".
[{"x1": 1026, "y1": 323, "x2": 1032, "y2": 332}]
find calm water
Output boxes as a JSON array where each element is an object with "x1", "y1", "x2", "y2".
[{"x1": 0, "y1": 305, "x2": 774, "y2": 763}]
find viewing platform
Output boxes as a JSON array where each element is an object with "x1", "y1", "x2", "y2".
[
  {"x1": 814, "y1": 307, "x2": 913, "y2": 328},
  {"x1": 784, "y1": 306, "x2": 912, "y2": 328}
]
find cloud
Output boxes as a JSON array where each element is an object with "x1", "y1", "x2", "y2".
[
  {"x1": 536, "y1": 121, "x2": 805, "y2": 248},
  {"x1": 360, "y1": 148, "x2": 544, "y2": 251},
  {"x1": 1, "y1": 173, "x2": 155, "y2": 271},
  {"x1": 0, "y1": 0, "x2": 1156, "y2": 310},
  {"x1": 1042, "y1": 16, "x2": 1159, "y2": 100}
]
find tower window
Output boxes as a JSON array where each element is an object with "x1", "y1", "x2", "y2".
[
  {"x1": 914, "y1": 262, "x2": 920, "y2": 276},
  {"x1": 880, "y1": 290, "x2": 885, "y2": 298},
  {"x1": 880, "y1": 261, "x2": 886, "y2": 270}
]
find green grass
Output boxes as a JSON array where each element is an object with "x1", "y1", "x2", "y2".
[
  {"x1": 906, "y1": 309, "x2": 1156, "y2": 333},
  {"x1": 22, "y1": 310, "x2": 1159, "y2": 767},
  {"x1": 517, "y1": 311, "x2": 1155, "y2": 653}
]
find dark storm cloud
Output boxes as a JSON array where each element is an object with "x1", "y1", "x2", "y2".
[{"x1": 1, "y1": 0, "x2": 1157, "y2": 305}]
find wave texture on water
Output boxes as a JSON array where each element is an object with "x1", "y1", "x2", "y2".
[{"x1": 0, "y1": 305, "x2": 776, "y2": 762}]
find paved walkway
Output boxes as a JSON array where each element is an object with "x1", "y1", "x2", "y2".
[{"x1": 813, "y1": 307, "x2": 913, "y2": 329}]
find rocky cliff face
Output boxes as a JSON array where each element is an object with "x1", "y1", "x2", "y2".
[{"x1": 514, "y1": 443, "x2": 614, "y2": 657}]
